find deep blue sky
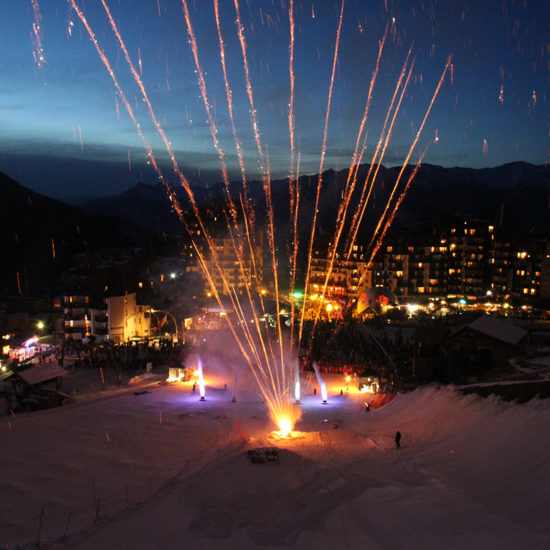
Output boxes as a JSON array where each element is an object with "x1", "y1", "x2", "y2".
[{"x1": 0, "y1": 0, "x2": 548, "y2": 201}]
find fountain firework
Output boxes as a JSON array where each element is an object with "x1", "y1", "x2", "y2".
[
  {"x1": 197, "y1": 357, "x2": 206, "y2": 401},
  {"x1": 65, "y1": 0, "x2": 450, "y2": 435}
]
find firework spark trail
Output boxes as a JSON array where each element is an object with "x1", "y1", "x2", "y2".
[
  {"x1": 76, "y1": 0, "x2": 261, "y2": 379},
  {"x1": 297, "y1": 0, "x2": 345, "y2": 352},
  {"x1": 234, "y1": 0, "x2": 286, "y2": 386},
  {"x1": 181, "y1": 0, "x2": 238, "y2": 223},
  {"x1": 289, "y1": 152, "x2": 301, "y2": 350},
  {"x1": 214, "y1": 0, "x2": 248, "y2": 199},
  {"x1": 366, "y1": 149, "x2": 428, "y2": 269},
  {"x1": 287, "y1": 0, "x2": 300, "y2": 352},
  {"x1": 31, "y1": 0, "x2": 46, "y2": 68},
  {"x1": 313, "y1": 51, "x2": 417, "y2": 332},
  {"x1": 344, "y1": 48, "x2": 414, "y2": 259},
  {"x1": 68, "y1": 0, "x2": 186, "y2": 224},
  {"x1": 230, "y1": 286, "x2": 282, "y2": 398},
  {"x1": 261, "y1": 154, "x2": 286, "y2": 392},
  {"x1": 288, "y1": 0, "x2": 297, "y2": 220},
  {"x1": 234, "y1": 0, "x2": 265, "y2": 163},
  {"x1": 340, "y1": 26, "x2": 388, "y2": 206},
  {"x1": 98, "y1": 0, "x2": 283, "y2": 413},
  {"x1": 307, "y1": 29, "x2": 388, "y2": 332},
  {"x1": 240, "y1": 194, "x2": 264, "y2": 310},
  {"x1": 193, "y1": 239, "x2": 274, "y2": 395},
  {"x1": 184, "y1": 0, "x2": 284, "y2": 396},
  {"x1": 214, "y1": 0, "x2": 264, "y2": 303},
  {"x1": 193, "y1": 242, "x2": 278, "y2": 408},
  {"x1": 365, "y1": 56, "x2": 452, "y2": 255}
]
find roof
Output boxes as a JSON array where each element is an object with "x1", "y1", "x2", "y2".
[
  {"x1": 465, "y1": 315, "x2": 527, "y2": 345},
  {"x1": 17, "y1": 364, "x2": 68, "y2": 386}
]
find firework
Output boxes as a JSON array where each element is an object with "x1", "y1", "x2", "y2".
[{"x1": 66, "y1": 1, "x2": 451, "y2": 435}]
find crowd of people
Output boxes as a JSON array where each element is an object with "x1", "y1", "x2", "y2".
[
  {"x1": 303, "y1": 321, "x2": 413, "y2": 376},
  {"x1": 56, "y1": 339, "x2": 186, "y2": 381}
]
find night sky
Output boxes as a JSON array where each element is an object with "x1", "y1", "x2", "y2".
[{"x1": 0, "y1": 0, "x2": 548, "y2": 201}]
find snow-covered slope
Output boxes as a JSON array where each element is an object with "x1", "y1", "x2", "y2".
[{"x1": 2, "y1": 377, "x2": 550, "y2": 549}]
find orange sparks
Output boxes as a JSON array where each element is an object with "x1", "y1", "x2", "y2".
[
  {"x1": 345, "y1": 48, "x2": 414, "y2": 259},
  {"x1": 30, "y1": 0, "x2": 46, "y2": 68},
  {"x1": 214, "y1": 0, "x2": 248, "y2": 197},
  {"x1": 298, "y1": 0, "x2": 345, "y2": 351},
  {"x1": 367, "y1": 56, "x2": 452, "y2": 256}
]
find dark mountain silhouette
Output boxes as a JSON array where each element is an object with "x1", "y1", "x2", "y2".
[
  {"x1": 0, "y1": 172, "x2": 169, "y2": 298},
  {"x1": 2, "y1": 162, "x2": 548, "y2": 297},
  {"x1": 80, "y1": 162, "x2": 550, "y2": 238}
]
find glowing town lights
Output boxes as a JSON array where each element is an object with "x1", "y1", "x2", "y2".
[
  {"x1": 326, "y1": 304, "x2": 333, "y2": 312},
  {"x1": 36, "y1": 321, "x2": 44, "y2": 330}
]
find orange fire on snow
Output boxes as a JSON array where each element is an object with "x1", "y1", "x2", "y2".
[
  {"x1": 271, "y1": 402, "x2": 301, "y2": 438},
  {"x1": 276, "y1": 417, "x2": 292, "y2": 437}
]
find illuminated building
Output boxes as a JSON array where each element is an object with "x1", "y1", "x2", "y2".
[
  {"x1": 305, "y1": 245, "x2": 371, "y2": 318},
  {"x1": 107, "y1": 292, "x2": 151, "y2": 343},
  {"x1": 370, "y1": 217, "x2": 548, "y2": 305},
  {"x1": 200, "y1": 233, "x2": 263, "y2": 296}
]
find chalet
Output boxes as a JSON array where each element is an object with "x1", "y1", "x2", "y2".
[{"x1": 447, "y1": 315, "x2": 528, "y2": 370}]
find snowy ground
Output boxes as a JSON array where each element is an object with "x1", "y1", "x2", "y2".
[{"x1": 2, "y1": 366, "x2": 550, "y2": 549}]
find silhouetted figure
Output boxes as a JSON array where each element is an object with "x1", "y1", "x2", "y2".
[
  {"x1": 365, "y1": 402, "x2": 370, "y2": 413},
  {"x1": 395, "y1": 431, "x2": 401, "y2": 449},
  {"x1": 192, "y1": 383, "x2": 196, "y2": 394},
  {"x1": 313, "y1": 388, "x2": 317, "y2": 395}
]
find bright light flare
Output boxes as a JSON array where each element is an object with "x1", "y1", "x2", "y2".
[
  {"x1": 294, "y1": 379, "x2": 300, "y2": 402},
  {"x1": 270, "y1": 402, "x2": 301, "y2": 438},
  {"x1": 197, "y1": 357, "x2": 206, "y2": 399},
  {"x1": 313, "y1": 362, "x2": 328, "y2": 403},
  {"x1": 277, "y1": 417, "x2": 292, "y2": 437}
]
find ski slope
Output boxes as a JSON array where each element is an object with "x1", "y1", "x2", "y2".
[{"x1": 2, "y1": 372, "x2": 550, "y2": 549}]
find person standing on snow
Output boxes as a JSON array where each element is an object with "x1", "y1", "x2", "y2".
[{"x1": 395, "y1": 431, "x2": 401, "y2": 449}]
